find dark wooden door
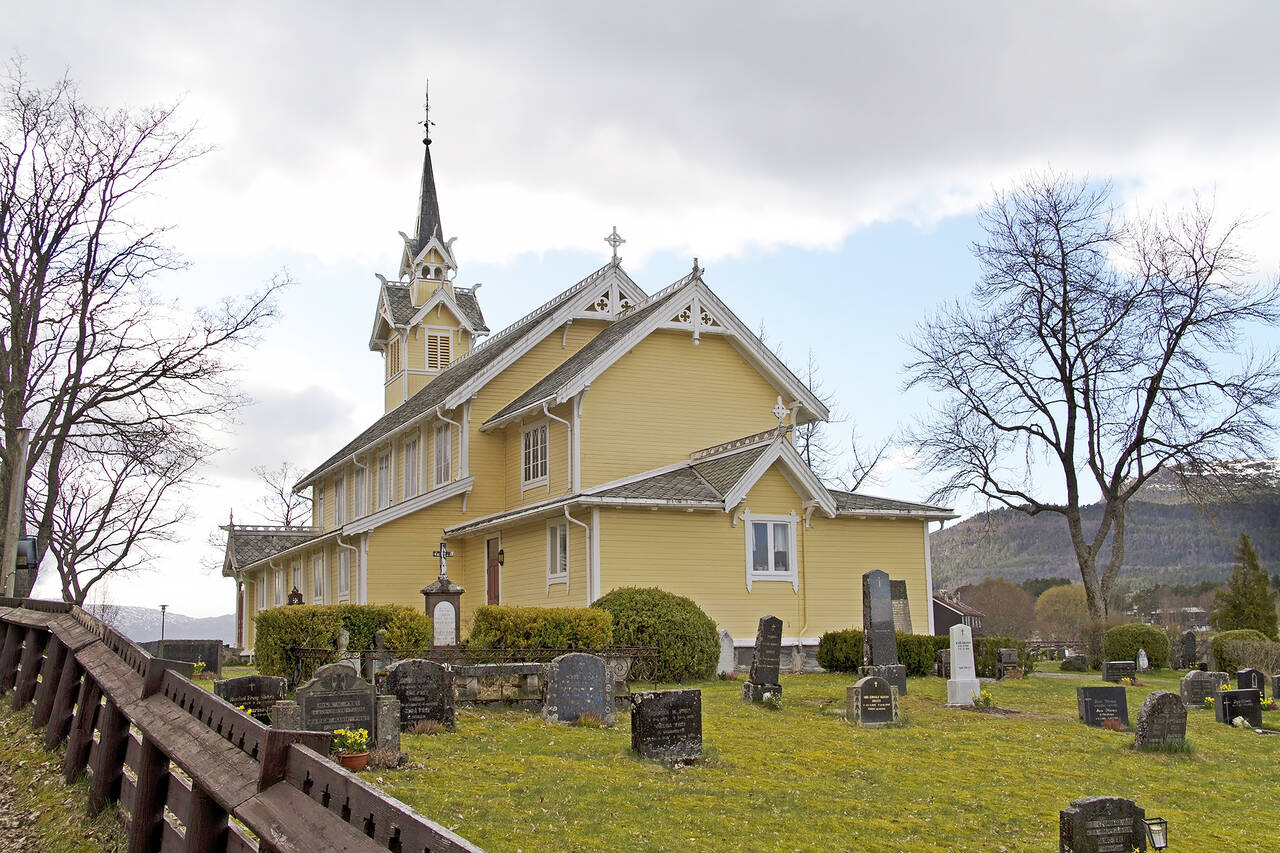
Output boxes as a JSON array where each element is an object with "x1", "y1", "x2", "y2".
[{"x1": 486, "y1": 538, "x2": 500, "y2": 605}]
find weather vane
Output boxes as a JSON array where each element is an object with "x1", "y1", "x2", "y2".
[{"x1": 420, "y1": 81, "x2": 434, "y2": 145}]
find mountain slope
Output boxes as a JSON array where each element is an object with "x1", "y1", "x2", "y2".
[{"x1": 82, "y1": 606, "x2": 236, "y2": 645}]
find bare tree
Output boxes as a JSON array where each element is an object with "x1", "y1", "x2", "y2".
[
  {"x1": 0, "y1": 63, "x2": 285, "y2": 598},
  {"x1": 252, "y1": 461, "x2": 312, "y2": 526},
  {"x1": 905, "y1": 172, "x2": 1280, "y2": 659},
  {"x1": 836, "y1": 422, "x2": 893, "y2": 492}
]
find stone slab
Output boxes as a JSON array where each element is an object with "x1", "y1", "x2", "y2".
[
  {"x1": 294, "y1": 662, "x2": 376, "y2": 736},
  {"x1": 375, "y1": 658, "x2": 455, "y2": 731},
  {"x1": 747, "y1": 615, "x2": 783, "y2": 686},
  {"x1": 630, "y1": 689, "x2": 701, "y2": 763},
  {"x1": 847, "y1": 676, "x2": 898, "y2": 727},
  {"x1": 1134, "y1": 690, "x2": 1187, "y2": 749},
  {"x1": 861, "y1": 570, "x2": 899, "y2": 667},
  {"x1": 1180, "y1": 670, "x2": 1228, "y2": 707},
  {"x1": 1101, "y1": 661, "x2": 1136, "y2": 683},
  {"x1": 1077, "y1": 685, "x2": 1129, "y2": 728},
  {"x1": 1058, "y1": 795, "x2": 1146, "y2": 853},
  {"x1": 716, "y1": 630, "x2": 735, "y2": 677},
  {"x1": 859, "y1": 663, "x2": 906, "y2": 697},
  {"x1": 1215, "y1": 688, "x2": 1262, "y2": 728},
  {"x1": 543, "y1": 652, "x2": 614, "y2": 726},
  {"x1": 213, "y1": 675, "x2": 286, "y2": 723}
]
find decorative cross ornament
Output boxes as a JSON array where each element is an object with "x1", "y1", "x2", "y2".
[
  {"x1": 605, "y1": 226, "x2": 625, "y2": 262},
  {"x1": 771, "y1": 396, "x2": 789, "y2": 428},
  {"x1": 432, "y1": 541, "x2": 454, "y2": 578}
]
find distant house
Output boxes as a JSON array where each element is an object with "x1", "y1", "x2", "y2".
[{"x1": 933, "y1": 593, "x2": 983, "y2": 635}]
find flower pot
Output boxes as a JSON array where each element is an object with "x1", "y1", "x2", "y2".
[{"x1": 338, "y1": 752, "x2": 368, "y2": 771}]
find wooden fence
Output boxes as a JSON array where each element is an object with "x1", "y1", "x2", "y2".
[{"x1": 0, "y1": 597, "x2": 484, "y2": 853}]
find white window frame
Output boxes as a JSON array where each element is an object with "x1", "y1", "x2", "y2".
[
  {"x1": 434, "y1": 422, "x2": 451, "y2": 487},
  {"x1": 546, "y1": 521, "x2": 569, "y2": 585},
  {"x1": 334, "y1": 475, "x2": 346, "y2": 525},
  {"x1": 256, "y1": 576, "x2": 266, "y2": 610},
  {"x1": 403, "y1": 437, "x2": 420, "y2": 498},
  {"x1": 311, "y1": 554, "x2": 325, "y2": 604},
  {"x1": 743, "y1": 510, "x2": 799, "y2": 592},
  {"x1": 522, "y1": 421, "x2": 549, "y2": 489},
  {"x1": 376, "y1": 451, "x2": 391, "y2": 510},
  {"x1": 353, "y1": 468, "x2": 366, "y2": 518},
  {"x1": 274, "y1": 569, "x2": 285, "y2": 606},
  {"x1": 338, "y1": 550, "x2": 351, "y2": 601},
  {"x1": 426, "y1": 330, "x2": 452, "y2": 371},
  {"x1": 315, "y1": 486, "x2": 325, "y2": 528},
  {"x1": 291, "y1": 563, "x2": 302, "y2": 599}
]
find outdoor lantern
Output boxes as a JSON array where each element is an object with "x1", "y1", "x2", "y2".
[
  {"x1": 497, "y1": 548, "x2": 505, "y2": 566},
  {"x1": 1144, "y1": 817, "x2": 1168, "y2": 850}
]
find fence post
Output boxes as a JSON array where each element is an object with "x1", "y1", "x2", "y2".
[
  {"x1": 12, "y1": 626, "x2": 48, "y2": 709},
  {"x1": 184, "y1": 783, "x2": 229, "y2": 853},
  {"x1": 0, "y1": 623, "x2": 26, "y2": 694},
  {"x1": 31, "y1": 634, "x2": 67, "y2": 728},
  {"x1": 126, "y1": 736, "x2": 170, "y2": 853},
  {"x1": 43, "y1": 652, "x2": 83, "y2": 752},
  {"x1": 61, "y1": 675, "x2": 102, "y2": 783},
  {"x1": 88, "y1": 698, "x2": 129, "y2": 816}
]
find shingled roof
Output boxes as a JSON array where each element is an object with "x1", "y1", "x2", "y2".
[
  {"x1": 221, "y1": 525, "x2": 323, "y2": 576},
  {"x1": 383, "y1": 283, "x2": 488, "y2": 333},
  {"x1": 592, "y1": 466, "x2": 721, "y2": 502},
  {"x1": 828, "y1": 490, "x2": 953, "y2": 517}
]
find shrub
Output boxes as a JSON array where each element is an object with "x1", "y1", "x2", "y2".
[
  {"x1": 591, "y1": 587, "x2": 718, "y2": 682},
  {"x1": 254, "y1": 603, "x2": 430, "y2": 681},
  {"x1": 897, "y1": 633, "x2": 950, "y2": 677},
  {"x1": 382, "y1": 608, "x2": 433, "y2": 653},
  {"x1": 816, "y1": 629, "x2": 862, "y2": 672},
  {"x1": 1211, "y1": 629, "x2": 1269, "y2": 673},
  {"x1": 1103, "y1": 623, "x2": 1171, "y2": 668},
  {"x1": 1060, "y1": 655, "x2": 1089, "y2": 672},
  {"x1": 1218, "y1": 639, "x2": 1280, "y2": 675},
  {"x1": 468, "y1": 605, "x2": 613, "y2": 650},
  {"x1": 973, "y1": 637, "x2": 1033, "y2": 677}
]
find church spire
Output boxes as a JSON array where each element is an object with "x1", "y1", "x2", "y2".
[{"x1": 415, "y1": 82, "x2": 444, "y2": 248}]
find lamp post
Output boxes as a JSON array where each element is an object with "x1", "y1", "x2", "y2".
[
  {"x1": 159, "y1": 604, "x2": 168, "y2": 641},
  {"x1": 1143, "y1": 817, "x2": 1168, "y2": 850}
]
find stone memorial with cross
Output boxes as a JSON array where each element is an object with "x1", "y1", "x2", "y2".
[
  {"x1": 946, "y1": 623, "x2": 981, "y2": 706},
  {"x1": 421, "y1": 540, "x2": 464, "y2": 647}
]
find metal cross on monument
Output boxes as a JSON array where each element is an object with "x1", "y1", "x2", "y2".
[
  {"x1": 604, "y1": 226, "x2": 625, "y2": 262},
  {"x1": 432, "y1": 541, "x2": 454, "y2": 579}
]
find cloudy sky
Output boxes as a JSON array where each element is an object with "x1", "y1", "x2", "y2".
[{"x1": 7, "y1": 2, "x2": 1280, "y2": 617}]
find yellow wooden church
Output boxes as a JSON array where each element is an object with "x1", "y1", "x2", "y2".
[{"x1": 222, "y1": 112, "x2": 954, "y2": 657}]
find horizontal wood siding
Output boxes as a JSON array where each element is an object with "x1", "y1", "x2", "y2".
[{"x1": 579, "y1": 330, "x2": 781, "y2": 488}]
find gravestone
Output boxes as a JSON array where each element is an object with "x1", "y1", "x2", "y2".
[
  {"x1": 365, "y1": 628, "x2": 392, "y2": 681},
  {"x1": 1076, "y1": 685, "x2": 1130, "y2": 729},
  {"x1": 889, "y1": 578, "x2": 913, "y2": 633},
  {"x1": 375, "y1": 658, "x2": 455, "y2": 731},
  {"x1": 270, "y1": 700, "x2": 301, "y2": 730},
  {"x1": 1133, "y1": 690, "x2": 1187, "y2": 749},
  {"x1": 544, "y1": 652, "x2": 614, "y2": 725},
  {"x1": 1180, "y1": 670, "x2": 1228, "y2": 708},
  {"x1": 139, "y1": 639, "x2": 224, "y2": 677},
  {"x1": 716, "y1": 630, "x2": 735, "y2": 677},
  {"x1": 935, "y1": 648, "x2": 950, "y2": 679},
  {"x1": 859, "y1": 570, "x2": 907, "y2": 696},
  {"x1": 846, "y1": 675, "x2": 898, "y2": 728},
  {"x1": 1237, "y1": 668, "x2": 1265, "y2": 696},
  {"x1": 742, "y1": 615, "x2": 783, "y2": 703},
  {"x1": 1180, "y1": 630, "x2": 1197, "y2": 669},
  {"x1": 433, "y1": 600, "x2": 457, "y2": 646},
  {"x1": 375, "y1": 695, "x2": 401, "y2": 752},
  {"x1": 997, "y1": 648, "x2": 1020, "y2": 679},
  {"x1": 1136, "y1": 648, "x2": 1149, "y2": 672},
  {"x1": 1215, "y1": 688, "x2": 1262, "y2": 728},
  {"x1": 630, "y1": 689, "x2": 701, "y2": 763},
  {"x1": 1058, "y1": 796, "x2": 1147, "y2": 853},
  {"x1": 214, "y1": 675, "x2": 286, "y2": 723},
  {"x1": 946, "y1": 623, "x2": 982, "y2": 706},
  {"x1": 294, "y1": 662, "x2": 376, "y2": 736},
  {"x1": 1101, "y1": 661, "x2": 1136, "y2": 683}
]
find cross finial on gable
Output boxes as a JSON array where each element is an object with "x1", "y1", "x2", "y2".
[
  {"x1": 771, "y1": 396, "x2": 789, "y2": 427},
  {"x1": 605, "y1": 226, "x2": 625, "y2": 263}
]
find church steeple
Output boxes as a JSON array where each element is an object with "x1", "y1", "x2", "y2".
[{"x1": 415, "y1": 85, "x2": 444, "y2": 249}]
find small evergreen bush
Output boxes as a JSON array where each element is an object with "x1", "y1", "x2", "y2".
[
  {"x1": 897, "y1": 633, "x2": 950, "y2": 677},
  {"x1": 1211, "y1": 629, "x2": 1269, "y2": 673},
  {"x1": 1103, "y1": 623, "x2": 1170, "y2": 668},
  {"x1": 816, "y1": 629, "x2": 862, "y2": 672},
  {"x1": 591, "y1": 587, "x2": 718, "y2": 682},
  {"x1": 254, "y1": 603, "x2": 431, "y2": 681},
  {"x1": 1217, "y1": 639, "x2": 1280, "y2": 675},
  {"x1": 468, "y1": 605, "x2": 613, "y2": 650},
  {"x1": 382, "y1": 607, "x2": 433, "y2": 653},
  {"x1": 1060, "y1": 655, "x2": 1089, "y2": 672}
]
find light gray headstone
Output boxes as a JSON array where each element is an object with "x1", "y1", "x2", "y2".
[
  {"x1": 717, "y1": 630, "x2": 734, "y2": 677},
  {"x1": 947, "y1": 623, "x2": 982, "y2": 706},
  {"x1": 433, "y1": 600, "x2": 457, "y2": 646},
  {"x1": 1137, "y1": 648, "x2": 1149, "y2": 672},
  {"x1": 544, "y1": 652, "x2": 614, "y2": 725}
]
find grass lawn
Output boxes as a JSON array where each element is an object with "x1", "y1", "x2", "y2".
[{"x1": 366, "y1": 666, "x2": 1280, "y2": 853}]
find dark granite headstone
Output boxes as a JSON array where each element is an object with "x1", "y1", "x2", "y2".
[
  {"x1": 213, "y1": 675, "x2": 286, "y2": 723},
  {"x1": 1076, "y1": 685, "x2": 1129, "y2": 728},
  {"x1": 742, "y1": 615, "x2": 783, "y2": 703},
  {"x1": 1058, "y1": 796, "x2": 1146, "y2": 853},
  {"x1": 294, "y1": 662, "x2": 376, "y2": 735},
  {"x1": 1180, "y1": 630, "x2": 1197, "y2": 669},
  {"x1": 1180, "y1": 670, "x2": 1228, "y2": 707},
  {"x1": 861, "y1": 570, "x2": 898, "y2": 667},
  {"x1": 935, "y1": 648, "x2": 951, "y2": 679},
  {"x1": 1237, "y1": 668, "x2": 1265, "y2": 696},
  {"x1": 139, "y1": 639, "x2": 224, "y2": 677},
  {"x1": 846, "y1": 675, "x2": 897, "y2": 728},
  {"x1": 1215, "y1": 688, "x2": 1262, "y2": 728},
  {"x1": 375, "y1": 658, "x2": 455, "y2": 731},
  {"x1": 544, "y1": 652, "x2": 614, "y2": 725},
  {"x1": 1101, "y1": 661, "x2": 1136, "y2": 683},
  {"x1": 1134, "y1": 691, "x2": 1187, "y2": 749},
  {"x1": 630, "y1": 689, "x2": 701, "y2": 763},
  {"x1": 889, "y1": 579, "x2": 913, "y2": 633}
]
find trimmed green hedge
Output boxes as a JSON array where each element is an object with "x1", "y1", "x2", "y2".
[
  {"x1": 468, "y1": 605, "x2": 613, "y2": 650},
  {"x1": 816, "y1": 630, "x2": 1030, "y2": 678},
  {"x1": 1211, "y1": 629, "x2": 1269, "y2": 673},
  {"x1": 253, "y1": 603, "x2": 431, "y2": 681},
  {"x1": 1102, "y1": 623, "x2": 1170, "y2": 669},
  {"x1": 591, "y1": 587, "x2": 718, "y2": 682}
]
